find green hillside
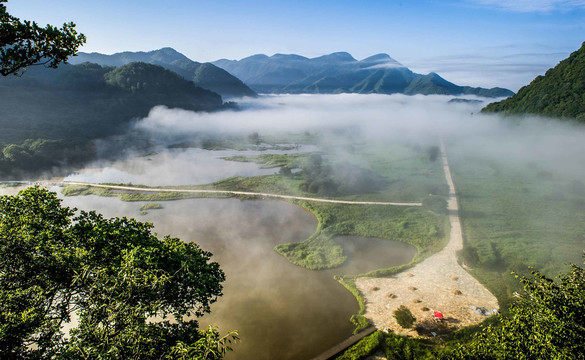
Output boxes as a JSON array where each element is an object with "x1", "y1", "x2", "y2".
[
  {"x1": 72, "y1": 48, "x2": 257, "y2": 98},
  {"x1": 0, "y1": 62, "x2": 224, "y2": 178},
  {"x1": 482, "y1": 42, "x2": 585, "y2": 120}
]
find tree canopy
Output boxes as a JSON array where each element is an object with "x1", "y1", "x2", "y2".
[
  {"x1": 0, "y1": 0, "x2": 86, "y2": 76},
  {"x1": 458, "y1": 259, "x2": 585, "y2": 359},
  {"x1": 482, "y1": 42, "x2": 585, "y2": 120},
  {"x1": 0, "y1": 187, "x2": 229, "y2": 359}
]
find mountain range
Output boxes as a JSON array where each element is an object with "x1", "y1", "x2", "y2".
[
  {"x1": 213, "y1": 52, "x2": 514, "y2": 97},
  {"x1": 482, "y1": 42, "x2": 585, "y2": 120},
  {"x1": 70, "y1": 48, "x2": 257, "y2": 98}
]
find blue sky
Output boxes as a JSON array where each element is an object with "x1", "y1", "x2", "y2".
[{"x1": 6, "y1": 0, "x2": 585, "y2": 91}]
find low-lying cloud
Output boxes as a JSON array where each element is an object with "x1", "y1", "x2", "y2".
[{"x1": 133, "y1": 93, "x2": 585, "y2": 182}]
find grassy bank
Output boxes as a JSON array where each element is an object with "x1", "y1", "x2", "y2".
[
  {"x1": 275, "y1": 200, "x2": 446, "y2": 270},
  {"x1": 62, "y1": 142, "x2": 449, "y2": 273},
  {"x1": 222, "y1": 152, "x2": 310, "y2": 169}
]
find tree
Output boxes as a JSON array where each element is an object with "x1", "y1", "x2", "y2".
[
  {"x1": 458, "y1": 259, "x2": 585, "y2": 360},
  {"x1": 0, "y1": 187, "x2": 229, "y2": 359},
  {"x1": 0, "y1": 0, "x2": 86, "y2": 76},
  {"x1": 427, "y1": 145, "x2": 440, "y2": 162},
  {"x1": 393, "y1": 305, "x2": 416, "y2": 329},
  {"x1": 169, "y1": 325, "x2": 240, "y2": 360}
]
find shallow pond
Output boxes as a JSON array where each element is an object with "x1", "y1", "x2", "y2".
[
  {"x1": 64, "y1": 145, "x2": 316, "y2": 186},
  {"x1": 332, "y1": 235, "x2": 417, "y2": 276}
]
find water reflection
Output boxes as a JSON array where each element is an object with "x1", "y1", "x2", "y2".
[
  {"x1": 332, "y1": 236, "x2": 416, "y2": 276},
  {"x1": 20, "y1": 191, "x2": 416, "y2": 360}
]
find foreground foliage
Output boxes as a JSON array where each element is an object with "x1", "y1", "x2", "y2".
[
  {"x1": 336, "y1": 331, "x2": 436, "y2": 360},
  {"x1": 0, "y1": 0, "x2": 86, "y2": 76},
  {"x1": 458, "y1": 260, "x2": 585, "y2": 359},
  {"x1": 169, "y1": 326, "x2": 239, "y2": 360},
  {"x1": 0, "y1": 187, "x2": 230, "y2": 359}
]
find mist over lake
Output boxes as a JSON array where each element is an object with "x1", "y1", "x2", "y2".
[{"x1": 4, "y1": 93, "x2": 585, "y2": 358}]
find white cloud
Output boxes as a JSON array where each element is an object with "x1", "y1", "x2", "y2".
[
  {"x1": 404, "y1": 50, "x2": 569, "y2": 91},
  {"x1": 469, "y1": 0, "x2": 585, "y2": 12}
]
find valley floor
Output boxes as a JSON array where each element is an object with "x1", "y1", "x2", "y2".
[{"x1": 356, "y1": 141, "x2": 498, "y2": 336}]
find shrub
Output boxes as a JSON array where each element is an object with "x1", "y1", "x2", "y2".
[
  {"x1": 336, "y1": 331, "x2": 385, "y2": 360},
  {"x1": 393, "y1": 305, "x2": 416, "y2": 329},
  {"x1": 349, "y1": 314, "x2": 371, "y2": 334}
]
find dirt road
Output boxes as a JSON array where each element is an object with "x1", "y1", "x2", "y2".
[{"x1": 355, "y1": 140, "x2": 499, "y2": 335}]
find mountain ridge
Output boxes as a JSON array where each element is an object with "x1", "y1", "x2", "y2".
[
  {"x1": 212, "y1": 51, "x2": 513, "y2": 97},
  {"x1": 70, "y1": 48, "x2": 256, "y2": 98},
  {"x1": 0, "y1": 61, "x2": 227, "y2": 177}
]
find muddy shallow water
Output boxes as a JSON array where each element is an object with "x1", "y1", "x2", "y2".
[
  {"x1": 63, "y1": 145, "x2": 317, "y2": 186},
  {"x1": 0, "y1": 186, "x2": 419, "y2": 359}
]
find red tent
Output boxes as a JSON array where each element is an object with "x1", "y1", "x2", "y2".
[{"x1": 433, "y1": 312, "x2": 444, "y2": 319}]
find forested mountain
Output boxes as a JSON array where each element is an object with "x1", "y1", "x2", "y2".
[
  {"x1": 71, "y1": 48, "x2": 257, "y2": 98},
  {"x1": 213, "y1": 52, "x2": 514, "y2": 97},
  {"x1": 0, "y1": 62, "x2": 225, "y2": 178},
  {"x1": 482, "y1": 42, "x2": 585, "y2": 120}
]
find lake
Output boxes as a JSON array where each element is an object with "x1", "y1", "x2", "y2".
[{"x1": 58, "y1": 194, "x2": 416, "y2": 359}]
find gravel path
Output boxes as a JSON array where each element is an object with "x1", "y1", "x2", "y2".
[
  {"x1": 355, "y1": 140, "x2": 498, "y2": 336},
  {"x1": 57, "y1": 181, "x2": 423, "y2": 207}
]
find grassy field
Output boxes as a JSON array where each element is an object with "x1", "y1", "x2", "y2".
[
  {"x1": 63, "y1": 140, "x2": 449, "y2": 272},
  {"x1": 139, "y1": 203, "x2": 163, "y2": 211},
  {"x1": 221, "y1": 152, "x2": 310, "y2": 169},
  {"x1": 449, "y1": 152, "x2": 585, "y2": 306},
  {"x1": 275, "y1": 200, "x2": 447, "y2": 270}
]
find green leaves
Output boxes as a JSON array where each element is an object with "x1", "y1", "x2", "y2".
[
  {"x1": 0, "y1": 0, "x2": 86, "y2": 76},
  {"x1": 393, "y1": 305, "x2": 416, "y2": 329},
  {"x1": 0, "y1": 188, "x2": 227, "y2": 359},
  {"x1": 482, "y1": 42, "x2": 585, "y2": 120},
  {"x1": 169, "y1": 326, "x2": 240, "y2": 360},
  {"x1": 460, "y1": 260, "x2": 585, "y2": 359}
]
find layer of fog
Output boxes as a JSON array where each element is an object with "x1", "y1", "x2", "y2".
[
  {"x1": 132, "y1": 93, "x2": 585, "y2": 181},
  {"x1": 62, "y1": 93, "x2": 585, "y2": 187},
  {"x1": 10, "y1": 93, "x2": 585, "y2": 357},
  {"x1": 64, "y1": 148, "x2": 280, "y2": 186}
]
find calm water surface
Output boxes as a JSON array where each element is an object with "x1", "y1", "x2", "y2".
[
  {"x1": 57, "y1": 194, "x2": 416, "y2": 359},
  {"x1": 64, "y1": 146, "x2": 317, "y2": 186}
]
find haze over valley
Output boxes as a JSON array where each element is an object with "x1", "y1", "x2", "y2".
[{"x1": 2, "y1": 1, "x2": 585, "y2": 359}]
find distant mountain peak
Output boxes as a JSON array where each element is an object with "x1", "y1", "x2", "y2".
[
  {"x1": 271, "y1": 53, "x2": 309, "y2": 61},
  {"x1": 134, "y1": 47, "x2": 189, "y2": 63},
  {"x1": 362, "y1": 53, "x2": 395, "y2": 62},
  {"x1": 211, "y1": 50, "x2": 513, "y2": 97},
  {"x1": 244, "y1": 54, "x2": 270, "y2": 61},
  {"x1": 156, "y1": 47, "x2": 179, "y2": 53},
  {"x1": 318, "y1": 52, "x2": 356, "y2": 62},
  {"x1": 69, "y1": 49, "x2": 257, "y2": 98},
  {"x1": 360, "y1": 53, "x2": 403, "y2": 69}
]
